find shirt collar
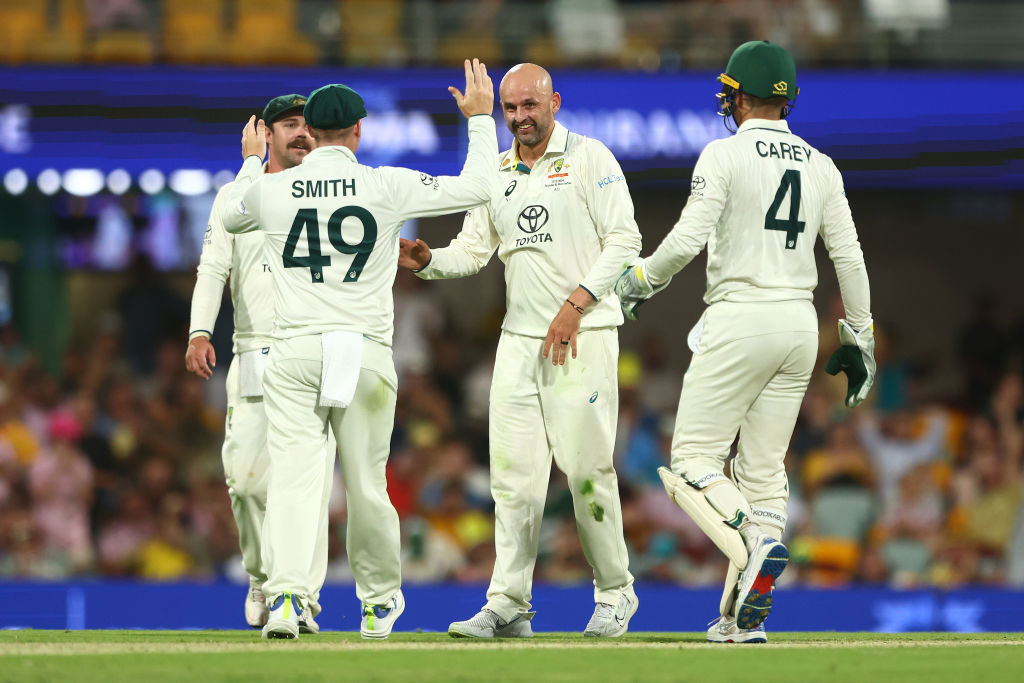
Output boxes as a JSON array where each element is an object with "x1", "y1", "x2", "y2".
[
  {"x1": 304, "y1": 145, "x2": 359, "y2": 164},
  {"x1": 737, "y1": 118, "x2": 791, "y2": 135},
  {"x1": 499, "y1": 121, "x2": 570, "y2": 172}
]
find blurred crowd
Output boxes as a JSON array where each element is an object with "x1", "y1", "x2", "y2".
[
  {"x1": 2, "y1": 0, "x2": 1002, "y2": 70},
  {"x1": 1, "y1": 253, "x2": 1023, "y2": 589}
]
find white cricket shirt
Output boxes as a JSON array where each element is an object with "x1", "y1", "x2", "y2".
[
  {"x1": 645, "y1": 118, "x2": 871, "y2": 328},
  {"x1": 416, "y1": 121, "x2": 642, "y2": 338},
  {"x1": 220, "y1": 115, "x2": 498, "y2": 347},
  {"x1": 188, "y1": 181, "x2": 274, "y2": 353}
]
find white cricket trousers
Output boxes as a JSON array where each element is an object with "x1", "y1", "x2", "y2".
[
  {"x1": 260, "y1": 334, "x2": 401, "y2": 606},
  {"x1": 223, "y1": 355, "x2": 333, "y2": 607},
  {"x1": 485, "y1": 329, "x2": 634, "y2": 620},
  {"x1": 670, "y1": 300, "x2": 818, "y2": 533}
]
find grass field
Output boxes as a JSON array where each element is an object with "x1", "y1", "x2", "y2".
[{"x1": 2, "y1": 631, "x2": 1023, "y2": 682}]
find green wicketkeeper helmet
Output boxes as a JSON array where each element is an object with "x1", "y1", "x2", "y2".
[{"x1": 716, "y1": 40, "x2": 799, "y2": 132}]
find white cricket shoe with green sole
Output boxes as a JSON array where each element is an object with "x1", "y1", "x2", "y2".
[
  {"x1": 360, "y1": 589, "x2": 405, "y2": 639},
  {"x1": 262, "y1": 592, "x2": 301, "y2": 640}
]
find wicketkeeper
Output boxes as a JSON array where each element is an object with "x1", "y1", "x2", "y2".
[{"x1": 616, "y1": 41, "x2": 874, "y2": 643}]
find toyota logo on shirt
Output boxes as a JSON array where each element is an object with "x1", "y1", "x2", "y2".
[{"x1": 517, "y1": 205, "x2": 549, "y2": 233}]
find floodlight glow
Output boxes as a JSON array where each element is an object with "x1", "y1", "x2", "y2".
[
  {"x1": 37, "y1": 169, "x2": 61, "y2": 195},
  {"x1": 62, "y1": 169, "x2": 105, "y2": 197},
  {"x1": 107, "y1": 169, "x2": 131, "y2": 195},
  {"x1": 3, "y1": 169, "x2": 28, "y2": 195},
  {"x1": 169, "y1": 169, "x2": 212, "y2": 196},
  {"x1": 139, "y1": 169, "x2": 165, "y2": 195}
]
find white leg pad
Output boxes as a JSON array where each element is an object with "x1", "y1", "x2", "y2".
[
  {"x1": 719, "y1": 561, "x2": 741, "y2": 618},
  {"x1": 658, "y1": 467, "x2": 748, "y2": 569}
]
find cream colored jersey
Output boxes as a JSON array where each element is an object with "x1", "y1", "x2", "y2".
[
  {"x1": 645, "y1": 118, "x2": 871, "y2": 328},
  {"x1": 416, "y1": 122, "x2": 642, "y2": 338},
  {"x1": 188, "y1": 181, "x2": 274, "y2": 353},
  {"x1": 220, "y1": 115, "x2": 498, "y2": 346}
]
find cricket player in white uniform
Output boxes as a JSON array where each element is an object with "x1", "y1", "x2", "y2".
[
  {"x1": 186, "y1": 94, "x2": 334, "y2": 634},
  {"x1": 220, "y1": 60, "x2": 499, "y2": 640},
  {"x1": 616, "y1": 41, "x2": 874, "y2": 643},
  {"x1": 399, "y1": 63, "x2": 641, "y2": 638}
]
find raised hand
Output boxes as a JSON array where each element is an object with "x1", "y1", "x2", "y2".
[
  {"x1": 241, "y1": 115, "x2": 267, "y2": 160},
  {"x1": 449, "y1": 58, "x2": 494, "y2": 118}
]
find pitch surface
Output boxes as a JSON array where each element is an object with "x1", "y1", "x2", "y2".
[{"x1": 2, "y1": 631, "x2": 1022, "y2": 682}]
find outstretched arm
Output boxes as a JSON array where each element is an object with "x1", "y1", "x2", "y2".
[
  {"x1": 405, "y1": 205, "x2": 500, "y2": 279},
  {"x1": 384, "y1": 59, "x2": 499, "y2": 219}
]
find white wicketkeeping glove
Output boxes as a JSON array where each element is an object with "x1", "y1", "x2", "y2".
[
  {"x1": 824, "y1": 319, "x2": 876, "y2": 407},
  {"x1": 613, "y1": 259, "x2": 672, "y2": 320}
]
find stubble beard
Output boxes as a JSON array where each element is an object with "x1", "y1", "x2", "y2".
[{"x1": 510, "y1": 118, "x2": 550, "y2": 149}]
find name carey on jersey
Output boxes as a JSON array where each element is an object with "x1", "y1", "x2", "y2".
[{"x1": 755, "y1": 140, "x2": 813, "y2": 163}]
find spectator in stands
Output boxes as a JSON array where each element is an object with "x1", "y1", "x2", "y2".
[
  {"x1": 857, "y1": 408, "x2": 948, "y2": 509},
  {"x1": 28, "y1": 412, "x2": 94, "y2": 571}
]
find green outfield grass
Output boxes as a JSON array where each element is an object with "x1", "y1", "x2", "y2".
[{"x1": 1, "y1": 631, "x2": 1022, "y2": 682}]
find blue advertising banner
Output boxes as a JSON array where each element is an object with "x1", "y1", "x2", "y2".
[
  {"x1": 1, "y1": 67, "x2": 1021, "y2": 192},
  {"x1": 2, "y1": 582, "x2": 1024, "y2": 632}
]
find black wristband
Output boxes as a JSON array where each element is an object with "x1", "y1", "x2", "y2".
[{"x1": 412, "y1": 254, "x2": 432, "y2": 273}]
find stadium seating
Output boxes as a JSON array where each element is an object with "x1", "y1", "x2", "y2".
[
  {"x1": 339, "y1": 0, "x2": 406, "y2": 66},
  {"x1": 0, "y1": 0, "x2": 50, "y2": 64},
  {"x1": 87, "y1": 30, "x2": 155, "y2": 65},
  {"x1": 225, "y1": 0, "x2": 317, "y2": 66},
  {"x1": 162, "y1": 0, "x2": 227, "y2": 64}
]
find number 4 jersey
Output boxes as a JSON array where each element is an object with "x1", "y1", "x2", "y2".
[
  {"x1": 644, "y1": 118, "x2": 870, "y2": 329},
  {"x1": 220, "y1": 115, "x2": 498, "y2": 346}
]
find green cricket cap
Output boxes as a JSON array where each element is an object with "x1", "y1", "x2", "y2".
[
  {"x1": 303, "y1": 84, "x2": 367, "y2": 130},
  {"x1": 719, "y1": 41, "x2": 797, "y2": 100},
  {"x1": 261, "y1": 94, "x2": 308, "y2": 125}
]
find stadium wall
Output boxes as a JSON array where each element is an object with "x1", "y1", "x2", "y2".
[{"x1": 3, "y1": 581, "x2": 1024, "y2": 633}]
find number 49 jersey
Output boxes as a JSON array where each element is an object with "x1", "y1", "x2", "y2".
[
  {"x1": 220, "y1": 116, "x2": 498, "y2": 346},
  {"x1": 645, "y1": 117, "x2": 870, "y2": 327}
]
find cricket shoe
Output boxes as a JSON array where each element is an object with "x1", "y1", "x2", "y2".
[
  {"x1": 360, "y1": 589, "x2": 405, "y2": 640},
  {"x1": 584, "y1": 587, "x2": 638, "y2": 637},
  {"x1": 735, "y1": 535, "x2": 789, "y2": 630},
  {"x1": 262, "y1": 592, "x2": 302, "y2": 640},
  {"x1": 706, "y1": 616, "x2": 767, "y2": 644},
  {"x1": 298, "y1": 610, "x2": 320, "y2": 634},
  {"x1": 448, "y1": 609, "x2": 535, "y2": 638},
  {"x1": 245, "y1": 583, "x2": 269, "y2": 629}
]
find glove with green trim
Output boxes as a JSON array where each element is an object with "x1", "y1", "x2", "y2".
[
  {"x1": 825, "y1": 319, "x2": 876, "y2": 408},
  {"x1": 614, "y1": 259, "x2": 672, "y2": 320}
]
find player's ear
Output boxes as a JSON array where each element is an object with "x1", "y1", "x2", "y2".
[
  {"x1": 551, "y1": 92, "x2": 561, "y2": 115},
  {"x1": 264, "y1": 122, "x2": 273, "y2": 142},
  {"x1": 354, "y1": 119, "x2": 362, "y2": 139}
]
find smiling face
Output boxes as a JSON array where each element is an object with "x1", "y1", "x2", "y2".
[
  {"x1": 266, "y1": 113, "x2": 310, "y2": 170},
  {"x1": 499, "y1": 63, "x2": 561, "y2": 153}
]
